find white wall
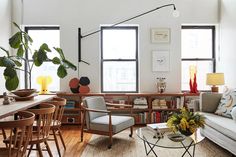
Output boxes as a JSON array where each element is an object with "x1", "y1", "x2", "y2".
[
  {"x1": 218, "y1": 0, "x2": 236, "y2": 87},
  {"x1": 0, "y1": 0, "x2": 12, "y2": 93},
  {"x1": 14, "y1": 0, "x2": 218, "y2": 92}
]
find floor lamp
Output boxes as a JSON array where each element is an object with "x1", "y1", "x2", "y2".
[{"x1": 78, "y1": 3, "x2": 179, "y2": 65}]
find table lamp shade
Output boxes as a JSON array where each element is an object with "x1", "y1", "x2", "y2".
[{"x1": 206, "y1": 73, "x2": 225, "y2": 85}]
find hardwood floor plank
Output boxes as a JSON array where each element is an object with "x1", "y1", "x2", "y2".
[{"x1": 0, "y1": 125, "x2": 91, "y2": 157}]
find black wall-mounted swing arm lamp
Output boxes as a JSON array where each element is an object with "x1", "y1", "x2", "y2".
[{"x1": 78, "y1": 3, "x2": 179, "y2": 65}]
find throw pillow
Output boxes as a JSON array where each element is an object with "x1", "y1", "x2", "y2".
[
  {"x1": 231, "y1": 107, "x2": 236, "y2": 121},
  {"x1": 215, "y1": 87, "x2": 236, "y2": 118}
]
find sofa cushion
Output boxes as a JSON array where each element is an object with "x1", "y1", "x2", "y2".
[
  {"x1": 90, "y1": 115, "x2": 134, "y2": 133},
  {"x1": 231, "y1": 107, "x2": 236, "y2": 122},
  {"x1": 202, "y1": 112, "x2": 236, "y2": 141},
  {"x1": 215, "y1": 87, "x2": 236, "y2": 118}
]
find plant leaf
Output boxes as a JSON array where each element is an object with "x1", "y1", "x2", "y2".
[
  {"x1": 4, "y1": 67, "x2": 17, "y2": 78},
  {"x1": 57, "y1": 65, "x2": 67, "y2": 78},
  {"x1": 12, "y1": 60, "x2": 22, "y2": 67},
  {"x1": 63, "y1": 59, "x2": 77, "y2": 71},
  {"x1": 40, "y1": 43, "x2": 51, "y2": 52},
  {"x1": 9, "y1": 32, "x2": 22, "y2": 49},
  {"x1": 23, "y1": 32, "x2": 33, "y2": 43},
  {"x1": 54, "y1": 47, "x2": 65, "y2": 60},
  {"x1": 0, "y1": 57, "x2": 15, "y2": 67},
  {"x1": 52, "y1": 57, "x2": 61, "y2": 64},
  {"x1": 0, "y1": 47, "x2": 10, "y2": 57},
  {"x1": 17, "y1": 44, "x2": 24, "y2": 57},
  {"x1": 5, "y1": 75, "x2": 19, "y2": 91},
  {"x1": 13, "y1": 22, "x2": 21, "y2": 31}
]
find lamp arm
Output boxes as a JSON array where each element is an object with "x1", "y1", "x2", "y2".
[
  {"x1": 78, "y1": 3, "x2": 176, "y2": 65},
  {"x1": 81, "y1": 4, "x2": 176, "y2": 38}
]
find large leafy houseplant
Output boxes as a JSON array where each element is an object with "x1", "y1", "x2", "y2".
[{"x1": 0, "y1": 22, "x2": 76, "y2": 91}]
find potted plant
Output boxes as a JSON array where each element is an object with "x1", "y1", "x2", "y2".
[
  {"x1": 0, "y1": 22, "x2": 76, "y2": 91},
  {"x1": 167, "y1": 108, "x2": 205, "y2": 136}
]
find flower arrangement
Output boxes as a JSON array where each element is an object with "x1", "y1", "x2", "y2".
[{"x1": 167, "y1": 108, "x2": 205, "y2": 136}]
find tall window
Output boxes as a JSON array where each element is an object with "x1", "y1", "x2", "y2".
[
  {"x1": 181, "y1": 26, "x2": 215, "y2": 91},
  {"x1": 101, "y1": 26, "x2": 138, "y2": 93},
  {"x1": 22, "y1": 27, "x2": 60, "y2": 91}
]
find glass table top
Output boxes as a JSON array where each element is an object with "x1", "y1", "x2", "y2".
[{"x1": 136, "y1": 127, "x2": 205, "y2": 149}]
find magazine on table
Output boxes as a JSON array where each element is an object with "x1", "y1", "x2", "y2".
[{"x1": 147, "y1": 122, "x2": 171, "y2": 137}]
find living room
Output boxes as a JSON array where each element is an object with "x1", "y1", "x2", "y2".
[{"x1": 0, "y1": 0, "x2": 236, "y2": 157}]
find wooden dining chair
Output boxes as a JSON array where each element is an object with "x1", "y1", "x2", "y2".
[
  {"x1": 0, "y1": 111, "x2": 35, "y2": 157},
  {"x1": 45, "y1": 97, "x2": 67, "y2": 157},
  {"x1": 26, "y1": 103, "x2": 55, "y2": 157}
]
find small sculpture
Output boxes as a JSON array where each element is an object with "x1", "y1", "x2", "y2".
[
  {"x1": 189, "y1": 65, "x2": 198, "y2": 93},
  {"x1": 156, "y1": 77, "x2": 166, "y2": 93},
  {"x1": 3, "y1": 92, "x2": 10, "y2": 105}
]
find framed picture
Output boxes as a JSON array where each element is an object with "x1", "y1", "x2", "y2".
[
  {"x1": 151, "y1": 28, "x2": 170, "y2": 43},
  {"x1": 152, "y1": 51, "x2": 170, "y2": 72}
]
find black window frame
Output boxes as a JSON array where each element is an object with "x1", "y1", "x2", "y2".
[
  {"x1": 100, "y1": 26, "x2": 139, "y2": 93},
  {"x1": 24, "y1": 26, "x2": 60, "y2": 89},
  {"x1": 181, "y1": 25, "x2": 216, "y2": 91}
]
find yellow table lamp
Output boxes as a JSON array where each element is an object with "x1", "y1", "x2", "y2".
[
  {"x1": 37, "y1": 76, "x2": 52, "y2": 94},
  {"x1": 206, "y1": 73, "x2": 225, "y2": 92}
]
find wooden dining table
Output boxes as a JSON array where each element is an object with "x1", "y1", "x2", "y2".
[{"x1": 0, "y1": 94, "x2": 55, "y2": 119}]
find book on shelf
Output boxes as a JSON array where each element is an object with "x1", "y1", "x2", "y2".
[{"x1": 133, "y1": 105, "x2": 148, "y2": 109}]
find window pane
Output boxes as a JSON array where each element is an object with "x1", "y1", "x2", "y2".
[
  {"x1": 27, "y1": 29, "x2": 60, "y2": 59},
  {"x1": 102, "y1": 29, "x2": 136, "y2": 59},
  {"x1": 182, "y1": 29, "x2": 213, "y2": 58},
  {"x1": 181, "y1": 61, "x2": 213, "y2": 91},
  {"x1": 30, "y1": 62, "x2": 60, "y2": 91},
  {"x1": 103, "y1": 61, "x2": 136, "y2": 92}
]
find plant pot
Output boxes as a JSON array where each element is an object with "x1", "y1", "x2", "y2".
[{"x1": 179, "y1": 129, "x2": 193, "y2": 136}]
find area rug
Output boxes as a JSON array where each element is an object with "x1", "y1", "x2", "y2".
[{"x1": 81, "y1": 129, "x2": 232, "y2": 157}]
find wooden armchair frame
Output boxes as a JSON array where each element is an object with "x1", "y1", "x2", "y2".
[{"x1": 81, "y1": 102, "x2": 134, "y2": 148}]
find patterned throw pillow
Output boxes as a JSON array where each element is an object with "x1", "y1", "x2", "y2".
[{"x1": 215, "y1": 87, "x2": 236, "y2": 118}]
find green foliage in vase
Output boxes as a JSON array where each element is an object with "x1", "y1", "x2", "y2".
[
  {"x1": 0, "y1": 22, "x2": 77, "y2": 91},
  {"x1": 167, "y1": 108, "x2": 205, "y2": 134}
]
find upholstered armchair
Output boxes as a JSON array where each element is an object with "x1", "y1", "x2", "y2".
[{"x1": 81, "y1": 96, "x2": 134, "y2": 148}]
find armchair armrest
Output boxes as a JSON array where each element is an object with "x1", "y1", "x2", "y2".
[{"x1": 83, "y1": 107, "x2": 111, "y2": 114}]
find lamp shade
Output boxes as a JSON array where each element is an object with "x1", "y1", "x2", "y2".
[{"x1": 206, "y1": 73, "x2": 225, "y2": 85}]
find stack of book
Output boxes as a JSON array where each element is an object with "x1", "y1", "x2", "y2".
[
  {"x1": 147, "y1": 122, "x2": 171, "y2": 138},
  {"x1": 152, "y1": 99, "x2": 168, "y2": 109},
  {"x1": 133, "y1": 97, "x2": 148, "y2": 109}
]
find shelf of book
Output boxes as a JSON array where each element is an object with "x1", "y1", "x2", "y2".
[{"x1": 56, "y1": 92, "x2": 199, "y2": 125}]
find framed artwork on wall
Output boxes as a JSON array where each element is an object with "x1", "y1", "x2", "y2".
[
  {"x1": 152, "y1": 51, "x2": 170, "y2": 72},
  {"x1": 151, "y1": 28, "x2": 170, "y2": 43}
]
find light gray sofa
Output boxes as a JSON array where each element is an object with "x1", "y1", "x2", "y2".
[{"x1": 199, "y1": 93, "x2": 236, "y2": 155}]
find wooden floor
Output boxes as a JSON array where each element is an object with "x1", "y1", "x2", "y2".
[{"x1": 0, "y1": 125, "x2": 92, "y2": 157}]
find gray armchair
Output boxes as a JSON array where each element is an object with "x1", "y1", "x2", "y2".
[{"x1": 80, "y1": 96, "x2": 134, "y2": 148}]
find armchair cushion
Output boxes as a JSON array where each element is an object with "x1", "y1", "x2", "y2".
[
  {"x1": 90, "y1": 115, "x2": 134, "y2": 133},
  {"x1": 83, "y1": 96, "x2": 108, "y2": 121}
]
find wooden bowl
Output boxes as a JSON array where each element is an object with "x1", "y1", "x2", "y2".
[{"x1": 11, "y1": 89, "x2": 36, "y2": 97}]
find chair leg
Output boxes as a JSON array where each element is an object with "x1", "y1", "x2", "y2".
[
  {"x1": 27, "y1": 144, "x2": 34, "y2": 157},
  {"x1": 108, "y1": 132, "x2": 113, "y2": 149},
  {"x1": 53, "y1": 129, "x2": 62, "y2": 157},
  {"x1": 129, "y1": 126, "x2": 133, "y2": 137},
  {"x1": 58, "y1": 129, "x2": 66, "y2": 149},
  {"x1": 44, "y1": 141, "x2": 53, "y2": 157},
  {"x1": 36, "y1": 143, "x2": 43, "y2": 157},
  {"x1": 81, "y1": 125, "x2": 84, "y2": 142}
]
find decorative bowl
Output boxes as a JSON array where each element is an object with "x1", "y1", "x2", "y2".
[
  {"x1": 11, "y1": 89, "x2": 37, "y2": 97},
  {"x1": 167, "y1": 133, "x2": 186, "y2": 142}
]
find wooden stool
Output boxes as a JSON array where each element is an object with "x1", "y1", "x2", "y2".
[
  {"x1": 0, "y1": 111, "x2": 35, "y2": 157},
  {"x1": 26, "y1": 103, "x2": 55, "y2": 157},
  {"x1": 45, "y1": 97, "x2": 66, "y2": 157}
]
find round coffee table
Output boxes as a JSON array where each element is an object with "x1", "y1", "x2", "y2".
[{"x1": 136, "y1": 127, "x2": 205, "y2": 157}]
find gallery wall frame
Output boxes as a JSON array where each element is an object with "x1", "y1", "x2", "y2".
[
  {"x1": 151, "y1": 28, "x2": 170, "y2": 43},
  {"x1": 152, "y1": 50, "x2": 170, "y2": 72}
]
